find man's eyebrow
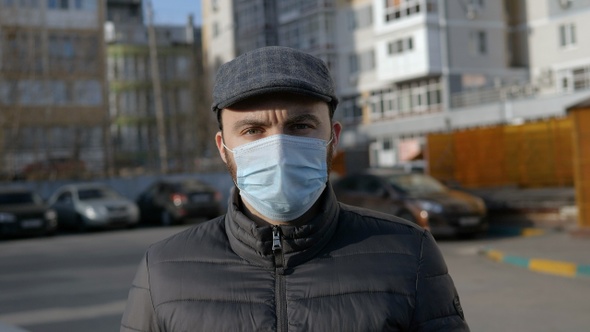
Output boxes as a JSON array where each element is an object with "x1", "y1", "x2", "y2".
[
  {"x1": 231, "y1": 118, "x2": 269, "y2": 132},
  {"x1": 284, "y1": 114, "x2": 321, "y2": 126}
]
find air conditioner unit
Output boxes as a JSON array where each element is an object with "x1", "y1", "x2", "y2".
[{"x1": 537, "y1": 68, "x2": 553, "y2": 86}]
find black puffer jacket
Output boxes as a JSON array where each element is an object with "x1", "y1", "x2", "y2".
[{"x1": 121, "y1": 187, "x2": 469, "y2": 331}]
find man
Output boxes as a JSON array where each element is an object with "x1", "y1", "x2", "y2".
[{"x1": 121, "y1": 46, "x2": 469, "y2": 331}]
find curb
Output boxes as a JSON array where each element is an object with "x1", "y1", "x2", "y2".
[{"x1": 479, "y1": 247, "x2": 590, "y2": 279}]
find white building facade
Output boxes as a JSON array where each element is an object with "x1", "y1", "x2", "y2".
[{"x1": 201, "y1": 0, "x2": 590, "y2": 171}]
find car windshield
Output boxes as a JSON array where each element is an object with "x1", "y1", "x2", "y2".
[
  {"x1": 0, "y1": 192, "x2": 42, "y2": 205},
  {"x1": 78, "y1": 188, "x2": 119, "y2": 201},
  {"x1": 387, "y1": 174, "x2": 447, "y2": 195}
]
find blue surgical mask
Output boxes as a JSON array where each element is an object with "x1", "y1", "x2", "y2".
[{"x1": 223, "y1": 134, "x2": 331, "y2": 222}]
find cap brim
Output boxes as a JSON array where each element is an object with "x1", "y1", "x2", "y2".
[{"x1": 214, "y1": 87, "x2": 332, "y2": 112}]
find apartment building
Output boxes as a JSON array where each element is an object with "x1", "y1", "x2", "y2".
[
  {"x1": 105, "y1": 0, "x2": 209, "y2": 175},
  {"x1": 0, "y1": 0, "x2": 107, "y2": 179},
  {"x1": 201, "y1": 0, "x2": 236, "y2": 88},
  {"x1": 334, "y1": 0, "x2": 530, "y2": 167},
  {"x1": 525, "y1": 0, "x2": 590, "y2": 95},
  {"x1": 201, "y1": 0, "x2": 590, "y2": 170},
  {"x1": 202, "y1": 0, "x2": 339, "y2": 87}
]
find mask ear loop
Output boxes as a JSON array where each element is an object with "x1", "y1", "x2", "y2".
[
  {"x1": 326, "y1": 131, "x2": 335, "y2": 146},
  {"x1": 220, "y1": 139, "x2": 240, "y2": 189},
  {"x1": 222, "y1": 140, "x2": 235, "y2": 153}
]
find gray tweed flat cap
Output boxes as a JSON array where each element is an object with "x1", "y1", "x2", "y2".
[{"x1": 211, "y1": 46, "x2": 338, "y2": 113}]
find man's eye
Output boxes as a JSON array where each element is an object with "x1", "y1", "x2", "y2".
[
  {"x1": 244, "y1": 128, "x2": 262, "y2": 135},
  {"x1": 293, "y1": 124, "x2": 312, "y2": 130}
]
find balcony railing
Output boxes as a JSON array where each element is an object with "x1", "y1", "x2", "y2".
[{"x1": 451, "y1": 84, "x2": 539, "y2": 109}]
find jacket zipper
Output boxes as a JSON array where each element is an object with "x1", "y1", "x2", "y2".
[{"x1": 272, "y1": 226, "x2": 287, "y2": 332}]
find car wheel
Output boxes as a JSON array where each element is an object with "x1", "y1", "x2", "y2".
[{"x1": 161, "y1": 210, "x2": 174, "y2": 226}]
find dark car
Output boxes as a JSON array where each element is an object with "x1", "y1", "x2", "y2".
[
  {"x1": 136, "y1": 178, "x2": 223, "y2": 226},
  {"x1": 0, "y1": 187, "x2": 57, "y2": 238},
  {"x1": 333, "y1": 169, "x2": 488, "y2": 237}
]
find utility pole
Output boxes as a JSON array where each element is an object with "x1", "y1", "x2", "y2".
[{"x1": 146, "y1": 0, "x2": 168, "y2": 174}]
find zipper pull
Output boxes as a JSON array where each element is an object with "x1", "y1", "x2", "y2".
[{"x1": 272, "y1": 226, "x2": 282, "y2": 252}]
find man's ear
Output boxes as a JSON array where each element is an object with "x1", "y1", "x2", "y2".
[{"x1": 215, "y1": 131, "x2": 228, "y2": 164}]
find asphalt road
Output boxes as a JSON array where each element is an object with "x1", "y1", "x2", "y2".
[
  {"x1": 441, "y1": 236, "x2": 590, "y2": 332},
  {"x1": 0, "y1": 226, "x2": 589, "y2": 331}
]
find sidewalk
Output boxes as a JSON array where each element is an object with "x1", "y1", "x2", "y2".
[
  {"x1": 470, "y1": 185, "x2": 590, "y2": 279},
  {"x1": 478, "y1": 229, "x2": 590, "y2": 279}
]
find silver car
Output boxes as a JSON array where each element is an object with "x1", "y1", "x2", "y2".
[{"x1": 48, "y1": 183, "x2": 139, "y2": 231}]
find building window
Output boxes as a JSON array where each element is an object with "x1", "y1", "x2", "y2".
[
  {"x1": 347, "y1": 10, "x2": 356, "y2": 30},
  {"x1": 478, "y1": 31, "x2": 486, "y2": 54},
  {"x1": 74, "y1": 0, "x2": 96, "y2": 10},
  {"x1": 470, "y1": 30, "x2": 487, "y2": 55},
  {"x1": 559, "y1": 23, "x2": 576, "y2": 48},
  {"x1": 369, "y1": 79, "x2": 442, "y2": 120},
  {"x1": 48, "y1": 0, "x2": 68, "y2": 9},
  {"x1": 19, "y1": 80, "x2": 48, "y2": 105},
  {"x1": 384, "y1": 0, "x2": 422, "y2": 23},
  {"x1": 212, "y1": 22, "x2": 220, "y2": 38},
  {"x1": 340, "y1": 97, "x2": 363, "y2": 124},
  {"x1": 348, "y1": 54, "x2": 358, "y2": 74},
  {"x1": 382, "y1": 138, "x2": 392, "y2": 151},
  {"x1": 573, "y1": 66, "x2": 590, "y2": 91},
  {"x1": 361, "y1": 49, "x2": 375, "y2": 71},
  {"x1": 387, "y1": 37, "x2": 413, "y2": 56},
  {"x1": 348, "y1": 5, "x2": 373, "y2": 30},
  {"x1": 4, "y1": 0, "x2": 40, "y2": 8}
]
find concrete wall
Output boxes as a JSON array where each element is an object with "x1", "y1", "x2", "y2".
[{"x1": 5, "y1": 172, "x2": 235, "y2": 209}]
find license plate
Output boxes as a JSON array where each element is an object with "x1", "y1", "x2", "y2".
[
  {"x1": 459, "y1": 217, "x2": 479, "y2": 226},
  {"x1": 21, "y1": 219, "x2": 43, "y2": 229}
]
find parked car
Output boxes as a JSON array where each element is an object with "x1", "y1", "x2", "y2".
[
  {"x1": 0, "y1": 187, "x2": 57, "y2": 238},
  {"x1": 333, "y1": 169, "x2": 488, "y2": 237},
  {"x1": 136, "y1": 178, "x2": 223, "y2": 226},
  {"x1": 48, "y1": 183, "x2": 139, "y2": 231}
]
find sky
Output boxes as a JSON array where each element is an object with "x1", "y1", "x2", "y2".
[{"x1": 149, "y1": 0, "x2": 202, "y2": 26}]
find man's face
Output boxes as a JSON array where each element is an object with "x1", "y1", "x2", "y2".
[{"x1": 215, "y1": 93, "x2": 342, "y2": 183}]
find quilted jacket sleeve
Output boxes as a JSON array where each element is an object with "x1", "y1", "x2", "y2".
[
  {"x1": 410, "y1": 231, "x2": 470, "y2": 331},
  {"x1": 120, "y1": 253, "x2": 160, "y2": 332}
]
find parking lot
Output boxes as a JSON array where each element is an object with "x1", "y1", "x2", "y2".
[{"x1": 0, "y1": 221, "x2": 589, "y2": 332}]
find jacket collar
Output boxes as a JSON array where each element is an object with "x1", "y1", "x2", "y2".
[{"x1": 225, "y1": 184, "x2": 339, "y2": 269}]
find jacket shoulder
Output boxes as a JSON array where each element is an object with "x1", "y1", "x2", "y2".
[
  {"x1": 338, "y1": 202, "x2": 425, "y2": 234},
  {"x1": 147, "y1": 216, "x2": 231, "y2": 263},
  {"x1": 325, "y1": 202, "x2": 429, "y2": 261}
]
